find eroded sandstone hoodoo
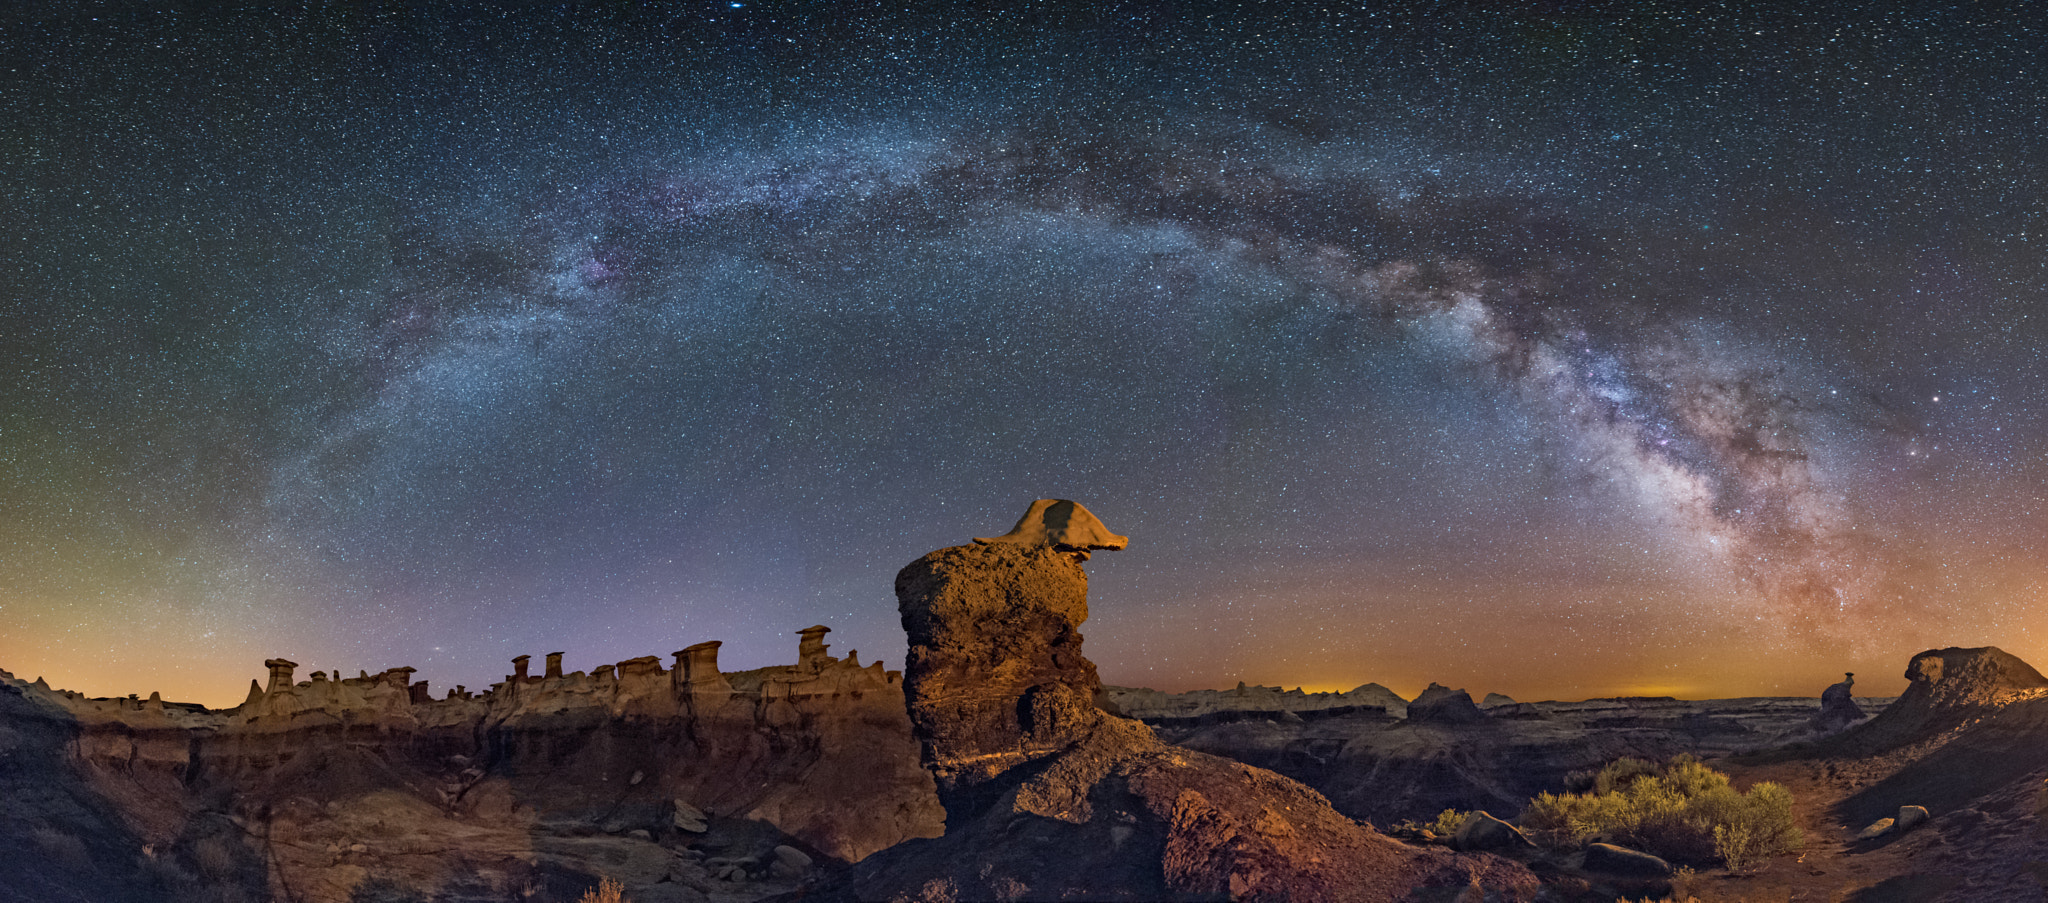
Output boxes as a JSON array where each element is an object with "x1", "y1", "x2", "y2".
[
  {"x1": 1812, "y1": 671, "x2": 1865, "y2": 733},
  {"x1": 827, "y1": 500, "x2": 1537, "y2": 902},
  {"x1": 896, "y1": 539, "x2": 1103, "y2": 815}
]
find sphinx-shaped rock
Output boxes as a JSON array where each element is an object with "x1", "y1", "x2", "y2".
[
  {"x1": 822, "y1": 502, "x2": 1536, "y2": 901},
  {"x1": 974, "y1": 498, "x2": 1128, "y2": 558}
]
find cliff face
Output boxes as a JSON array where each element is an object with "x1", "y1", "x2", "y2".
[{"x1": 0, "y1": 627, "x2": 943, "y2": 903}]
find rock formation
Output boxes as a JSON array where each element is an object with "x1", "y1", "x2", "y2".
[
  {"x1": 1813, "y1": 671, "x2": 1866, "y2": 733},
  {"x1": 0, "y1": 625, "x2": 944, "y2": 903},
  {"x1": 1406, "y1": 682, "x2": 1489, "y2": 725},
  {"x1": 820, "y1": 500, "x2": 1537, "y2": 901},
  {"x1": 1828, "y1": 646, "x2": 2048, "y2": 755}
]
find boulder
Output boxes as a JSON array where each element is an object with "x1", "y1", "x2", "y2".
[
  {"x1": 1449, "y1": 811, "x2": 1535, "y2": 855},
  {"x1": 1856, "y1": 818, "x2": 1896, "y2": 840},
  {"x1": 1407, "y1": 684, "x2": 1488, "y2": 725},
  {"x1": 672, "y1": 800, "x2": 708, "y2": 834},
  {"x1": 770, "y1": 845, "x2": 812, "y2": 878},
  {"x1": 1582, "y1": 842, "x2": 1672, "y2": 877},
  {"x1": 1896, "y1": 805, "x2": 1929, "y2": 832}
]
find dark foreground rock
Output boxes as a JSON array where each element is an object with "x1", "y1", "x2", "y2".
[{"x1": 811, "y1": 501, "x2": 1538, "y2": 902}]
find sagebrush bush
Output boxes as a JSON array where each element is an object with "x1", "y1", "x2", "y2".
[
  {"x1": 1391, "y1": 807, "x2": 1469, "y2": 838},
  {"x1": 1520, "y1": 754, "x2": 1802, "y2": 869}
]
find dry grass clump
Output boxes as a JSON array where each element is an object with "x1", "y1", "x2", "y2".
[
  {"x1": 575, "y1": 877, "x2": 628, "y2": 903},
  {"x1": 1521, "y1": 754, "x2": 1802, "y2": 871}
]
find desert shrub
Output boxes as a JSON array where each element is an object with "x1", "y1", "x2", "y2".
[
  {"x1": 1391, "y1": 808, "x2": 1469, "y2": 838},
  {"x1": 1593, "y1": 756, "x2": 1660, "y2": 795},
  {"x1": 1713, "y1": 782, "x2": 1800, "y2": 872},
  {"x1": 1520, "y1": 755, "x2": 1802, "y2": 869},
  {"x1": 576, "y1": 878, "x2": 629, "y2": 903}
]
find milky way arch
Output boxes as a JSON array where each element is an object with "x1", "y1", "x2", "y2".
[{"x1": 291, "y1": 124, "x2": 1874, "y2": 643}]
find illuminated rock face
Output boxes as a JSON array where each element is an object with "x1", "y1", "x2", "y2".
[
  {"x1": 835, "y1": 505, "x2": 1538, "y2": 902},
  {"x1": 895, "y1": 539, "x2": 1104, "y2": 817}
]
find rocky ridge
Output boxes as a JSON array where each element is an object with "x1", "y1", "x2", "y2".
[
  {"x1": 1103, "y1": 681, "x2": 1410, "y2": 723},
  {"x1": 0, "y1": 626, "x2": 943, "y2": 903},
  {"x1": 1123, "y1": 685, "x2": 1895, "y2": 827}
]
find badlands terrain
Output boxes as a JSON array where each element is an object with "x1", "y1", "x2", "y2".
[{"x1": 4, "y1": 503, "x2": 2045, "y2": 901}]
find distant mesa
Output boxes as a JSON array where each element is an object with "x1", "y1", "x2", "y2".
[
  {"x1": 1406, "y1": 682, "x2": 1489, "y2": 725},
  {"x1": 1102, "y1": 680, "x2": 1410, "y2": 724}
]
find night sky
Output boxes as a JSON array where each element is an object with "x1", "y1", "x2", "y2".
[{"x1": 5, "y1": 3, "x2": 2044, "y2": 707}]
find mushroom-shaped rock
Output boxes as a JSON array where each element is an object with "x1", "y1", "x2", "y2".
[
  {"x1": 974, "y1": 499, "x2": 1129, "y2": 558},
  {"x1": 1813, "y1": 671, "x2": 1865, "y2": 732},
  {"x1": 796, "y1": 625, "x2": 833, "y2": 671}
]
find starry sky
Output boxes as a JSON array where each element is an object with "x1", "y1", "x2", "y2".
[{"x1": 4, "y1": 2, "x2": 2044, "y2": 707}]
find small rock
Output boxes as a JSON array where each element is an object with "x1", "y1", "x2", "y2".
[
  {"x1": 770, "y1": 844, "x2": 812, "y2": 877},
  {"x1": 672, "y1": 799, "x2": 709, "y2": 833},
  {"x1": 602, "y1": 820, "x2": 629, "y2": 834},
  {"x1": 1582, "y1": 842, "x2": 1672, "y2": 877},
  {"x1": 348, "y1": 843, "x2": 368, "y2": 854},
  {"x1": 1896, "y1": 805, "x2": 1929, "y2": 832},
  {"x1": 630, "y1": 829, "x2": 652, "y2": 841},
  {"x1": 1856, "y1": 817, "x2": 1896, "y2": 840},
  {"x1": 1450, "y1": 811, "x2": 1535, "y2": 855},
  {"x1": 630, "y1": 769, "x2": 645, "y2": 786}
]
